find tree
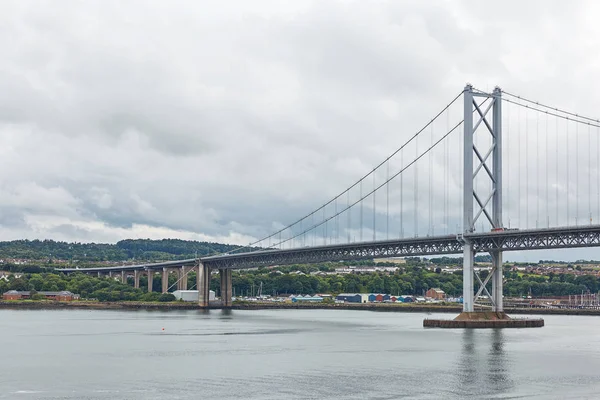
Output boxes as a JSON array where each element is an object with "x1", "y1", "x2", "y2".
[
  {"x1": 8, "y1": 278, "x2": 28, "y2": 291},
  {"x1": 28, "y1": 275, "x2": 44, "y2": 291},
  {"x1": 158, "y1": 293, "x2": 176, "y2": 302}
]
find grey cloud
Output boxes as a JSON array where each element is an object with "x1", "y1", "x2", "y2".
[{"x1": 0, "y1": 0, "x2": 599, "y2": 261}]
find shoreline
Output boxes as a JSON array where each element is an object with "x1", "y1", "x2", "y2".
[{"x1": 1, "y1": 300, "x2": 600, "y2": 316}]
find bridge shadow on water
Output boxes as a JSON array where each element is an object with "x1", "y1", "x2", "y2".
[{"x1": 453, "y1": 329, "x2": 514, "y2": 398}]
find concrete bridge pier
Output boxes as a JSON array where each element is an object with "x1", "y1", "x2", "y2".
[
  {"x1": 162, "y1": 267, "x2": 169, "y2": 293},
  {"x1": 134, "y1": 270, "x2": 141, "y2": 289},
  {"x1": 220, "y1": 268, "x2": 232, "y2": 307},
  {"x1": 121, "y1": 270, "x2": 126, "y2": 284},
  {"x1": 147, "y1": 271, "x2": 154, "y2": 292},
  {"x1": 197, "y1": 263, "x2": 211, "y2": 307},
  {"x1": 179, "y1": 266, "x2": 188, "y2": 290},
  {"x1": 491, "y1": 250, "x2": 503, "y2": 312}
]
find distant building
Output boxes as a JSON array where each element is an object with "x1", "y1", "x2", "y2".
[
  {"x1": 2, "y1": 290, "x2": 78, "y2": 301},
  {"x1": 56, "y1": 291, "x2": 75, "y2": 301},
  {"x1": 334, "y1": 266, "x2": 399, "y2": 274},
  {"x1": 3, "y1": 290, "x2": 21, "y2": 300},
  {"x1": 173, "y1": 290, "x2": 215, "y2": 302},
  {"x1": 291, "y1": 295, "x2": 323, "y2": 303},
  {"x1": 316, "y1": 294, "x2": 333, "y2": 299},
  {"x1": 336, "y1": 293, "x2": 364, "y2": 303},
  {"x1": 425, "y1": 288, "x2": 446, "y2": 300},
  {"x1": 373, "y1": 257, "x2": 406, "y2": 264}
]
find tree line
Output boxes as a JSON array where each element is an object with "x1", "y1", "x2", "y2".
[
  {"x1": 2, "y1": 263, "x2": 597, "y2": 302},
  {"x1": 0, "y1": 238, "x2": 243, "y2": 262}
]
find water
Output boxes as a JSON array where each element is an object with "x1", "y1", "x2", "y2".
[{"x1": 1, "y1": 309, "x2": 600, "y2": 399}]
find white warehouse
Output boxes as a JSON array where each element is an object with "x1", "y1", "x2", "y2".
[{"x1": 173, "y1": 290, "x2": 216, "y2": 302}]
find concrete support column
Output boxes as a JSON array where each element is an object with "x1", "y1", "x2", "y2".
[
  {"x1": 121, "y1": 270, "x2": 126, "y2": 284},
  {"x1": 491, "y1": 251, "x2": 503, "y2": 312},
  {"x1": 109, "y1": 271, "x2": 113, "y2": 278},
  {"x1": 220, "y1": 268, "x2": 232, "y2": 307},
  {"x1": 180, "y1": 266, "x2": 188, "y2": 290},
  {"x1": 134, "y1": 270, "x2": 141, "y2": 289},
  {"x1": 462, "y1": 243, "x2": 474, "y2": 312},
  {"x1": 97, "y1": 271, "x2": 102, "y2": 278},
  {"x1": 147, "y1": 271, "x2": 154, "y2": 292},
  {"x1": 162, "y1": 267, "x2": 169, "y2": 293},
  {"x1": 197, "y1": 263, "x2": 211, "y2": 307}
]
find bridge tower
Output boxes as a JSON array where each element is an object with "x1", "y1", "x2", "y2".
[{"x1": 462, "y1": 84, "x2": 503, "y2": 313}]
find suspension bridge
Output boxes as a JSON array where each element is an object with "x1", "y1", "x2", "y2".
[{"x1": 59, "y1": 84, "x2": 600, "y2": 318}]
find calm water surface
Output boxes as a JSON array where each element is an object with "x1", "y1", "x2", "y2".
[{"x1": 1, "y1": 309, "x2": 599, "y2": 399}]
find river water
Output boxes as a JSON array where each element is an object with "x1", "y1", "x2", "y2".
[{"x1": 1, "y1": 309, "x2": 599, "y2": 399}]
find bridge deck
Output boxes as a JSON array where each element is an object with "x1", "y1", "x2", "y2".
[{"x1": 56, "y1": 225, "x2": 600, "y2": 273}]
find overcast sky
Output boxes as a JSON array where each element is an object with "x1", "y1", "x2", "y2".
[{"x1": 1, "y1": 0, "x2": 600, "y2": 261}]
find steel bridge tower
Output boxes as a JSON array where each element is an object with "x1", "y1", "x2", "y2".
[{"x1": 462, "y1": 85, "x2": 503, "y2": 313}]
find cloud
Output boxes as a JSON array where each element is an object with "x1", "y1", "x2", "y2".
[{"x1": 0, "y1": 0, "x2": 599, "y2": 261}]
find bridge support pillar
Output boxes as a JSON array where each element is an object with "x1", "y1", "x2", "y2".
[
  {"x1": 491, "y1": 251, "x2": 503, "y2": 312},
  {"x1": 97, "y1": 271, "x2": 102, "y2": 278},
  {"x1": 121, "y1": 270, "x2": 126, "y2": 284},
  {"x1": 162, "y1": 267, "x2": 169, "y2": 293},
  {"x1": 220, "y1": 269, "x2": 232, "y2": 307},
  {"x1": 462, "y1": 243, "x2": 474, "y2": 312},
  {"x1": 197, "y1": 263, "x2": 211, "y2": 307},
  {"x1": 134, "y1": 270, "x2": 140, "y2": 289},
  {"x1": 147, "y1": 271, "x2": 154, "y2": 292},
  {"x1": 180, "y1": 266, "x2": 188, "y2": 290}
]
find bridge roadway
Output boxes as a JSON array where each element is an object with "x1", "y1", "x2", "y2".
[
  {"x1": 57, "y1": 224, "x2": 600, "y2": 273},
  {"x1": 55, "y1": 224, "x2": 600, "y2": 305}
]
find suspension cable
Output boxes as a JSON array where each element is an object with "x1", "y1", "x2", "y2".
[
  {"x1": 506, "y1": 92, "x2": 510, "y2": 228},
  {"x1": 503, "y1": 97, "x2": 600, "y2": 128},
  {"x1": 414, "y1": 131, "x2": 419, "y2": 237},
  {"x1": 545, "y1": 111, "x2": 549, "y2": 228},
  {"x1": 576, "y1": 122, "x2": 579, "y2": 225},
  {"x1": 555, "y1": 115, "x2": 559, "y2": 226},
  {"x1": 525, "y1": 105, "x2": 529, "y2": 228},
  {"x1": 567, "y1": 119, "x2": 570, "y2": 225},
  {"x1": 536, "y1": 110, "x2": 539, "y2": 228},
  {"x1": 266, "y1": 120, "x2": 464, "y2": 249},
  {"x1": 400, "y1": 148, "x2": 403, "y2": 238},
  {"x1": 589, "y1": 122, "x2": 592, "y2": 224},
  {"x1": 503, "y1": 90, "x2": 600, "y2": 124},
  {"x1": 223, "y1": 91, "x2": 464, "y2": 254},
  {"x1": 518, "y1": 103, "x2": 521, "y2": 226}
]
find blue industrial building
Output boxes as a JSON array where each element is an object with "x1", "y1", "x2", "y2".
[{"x1": 336, "y1": 293, "x2": 363, "y2": 303}]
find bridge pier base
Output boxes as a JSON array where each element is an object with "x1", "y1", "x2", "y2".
[
  {"x1": 424, "y1": 312, "x2": 544, "y2": 328},
  {"x1": 197, "y1": 263, "x2": 211, "y2": 307},
  {"x1": 220, "y1": 268, "x2": 232, "y2": 307}
]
